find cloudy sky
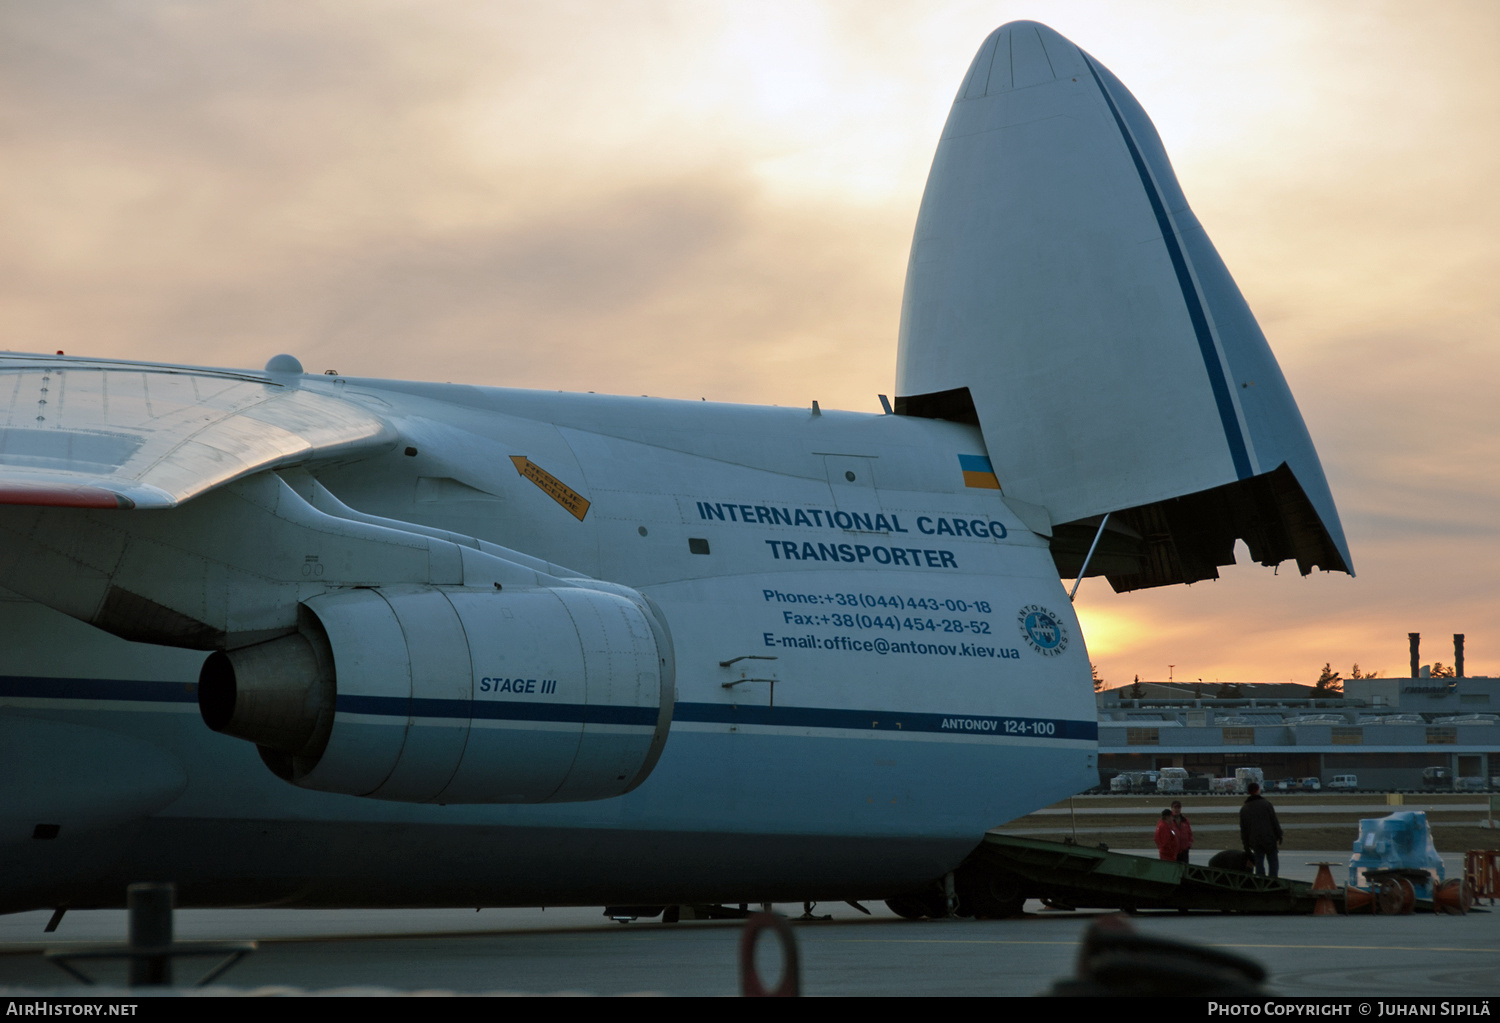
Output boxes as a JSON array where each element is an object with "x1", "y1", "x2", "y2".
[{"x1": 3, "y1": 1, "x2": 1497, "y2": 684}]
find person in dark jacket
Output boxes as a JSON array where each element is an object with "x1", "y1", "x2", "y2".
[
  {"x1": 1238, "y1": 782, "x2": 1283, "y2": 877},
  {"x1": 1207, "y1": 849, "x2": 1254, "y2": 872},
  {"x1": 1171, "y1": 800, "x2": 1193, "y2": 864}
]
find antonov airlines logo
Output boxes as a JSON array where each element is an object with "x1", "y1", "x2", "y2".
[{"x1": 1018, "y1": 604, "x2": 1068, "y2": 656}]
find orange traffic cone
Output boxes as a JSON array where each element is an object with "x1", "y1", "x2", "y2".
[{"x1": 1307, "y1": 862, "x2": 1340, "y2": 916}]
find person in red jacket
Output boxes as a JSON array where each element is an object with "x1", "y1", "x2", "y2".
[
  {"x1": 1154, "y1": 808, "x2": 1179, "y2": 861},
  {"x1": 1171, "y1": 800, "x2": 1194, "y2": 864}
]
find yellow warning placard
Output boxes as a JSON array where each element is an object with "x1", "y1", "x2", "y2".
[{"x1": 510, "y1": 455, "x2": 590, "y2": 521}]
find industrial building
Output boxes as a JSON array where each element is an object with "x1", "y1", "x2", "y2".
[{"x1": 1096, "y1": 634, "x2": 1499, "y2": 791}]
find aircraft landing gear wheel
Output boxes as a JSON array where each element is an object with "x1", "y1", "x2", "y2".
[
  {"x1": 885, "y1": 891, "x2": 949, "y2": 920},
  {"x1": 953, "y1": 866, "x2": 1026, "y2": 919}
]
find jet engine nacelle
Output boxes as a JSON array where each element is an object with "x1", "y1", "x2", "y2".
[{"x1": 199, "y1": 584, "x2": 674, "y2": 804}]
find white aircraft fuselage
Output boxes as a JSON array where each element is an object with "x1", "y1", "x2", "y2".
[{"x1": 0, "y1": 376, "x2": 1096, "y2": 911}]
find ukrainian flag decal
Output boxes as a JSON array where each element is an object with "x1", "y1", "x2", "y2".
[{"x1": 958, "y1": 454, "x2": 1001, "y2": 490}]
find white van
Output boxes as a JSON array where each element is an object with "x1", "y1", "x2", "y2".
[{"x1": 1328, "y1": 774, "x2": 1358, "y2": 790}]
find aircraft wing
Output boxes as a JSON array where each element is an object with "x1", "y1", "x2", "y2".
[{"x1": 0, "y1": 354, "x2": 396, "y2": 510}]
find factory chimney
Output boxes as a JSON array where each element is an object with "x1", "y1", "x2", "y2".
[
  {"x1": 1455, "y1": 634, "x2": 1464, "y2": 678},
  {"x1": 1409, "y1": 633, "x2": 1420, "y2": 679}
]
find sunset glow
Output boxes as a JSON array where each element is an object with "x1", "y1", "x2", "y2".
[{"x1": 3, "y1": 1, "x2": 1496, "y2": 683}]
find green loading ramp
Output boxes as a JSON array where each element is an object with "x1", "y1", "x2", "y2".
[{"x1": 963, "y1": 834, "x2": 1327, "y2": 914}]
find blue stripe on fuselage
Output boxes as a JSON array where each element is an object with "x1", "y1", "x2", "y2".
[
  {"x1": 0, "y1": 675, "x2": 1096, "y2": 741},
  {"x1": 677, "y1": 703, "x2": 1095, "y2": 740},
  {"x1": 336, "y1": 694, "x2": 659, "y2": 726},
  {"x1": 1083, "y1": 55, "x2": 1252, "y2": 481},
  {"x1": 0, "y1": 674, "x2": 197, "y2": 702}
]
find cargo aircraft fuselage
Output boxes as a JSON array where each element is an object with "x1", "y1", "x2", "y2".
[{"x1": 0, "y1": 377, "x2": 1097, "y2": 910}]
